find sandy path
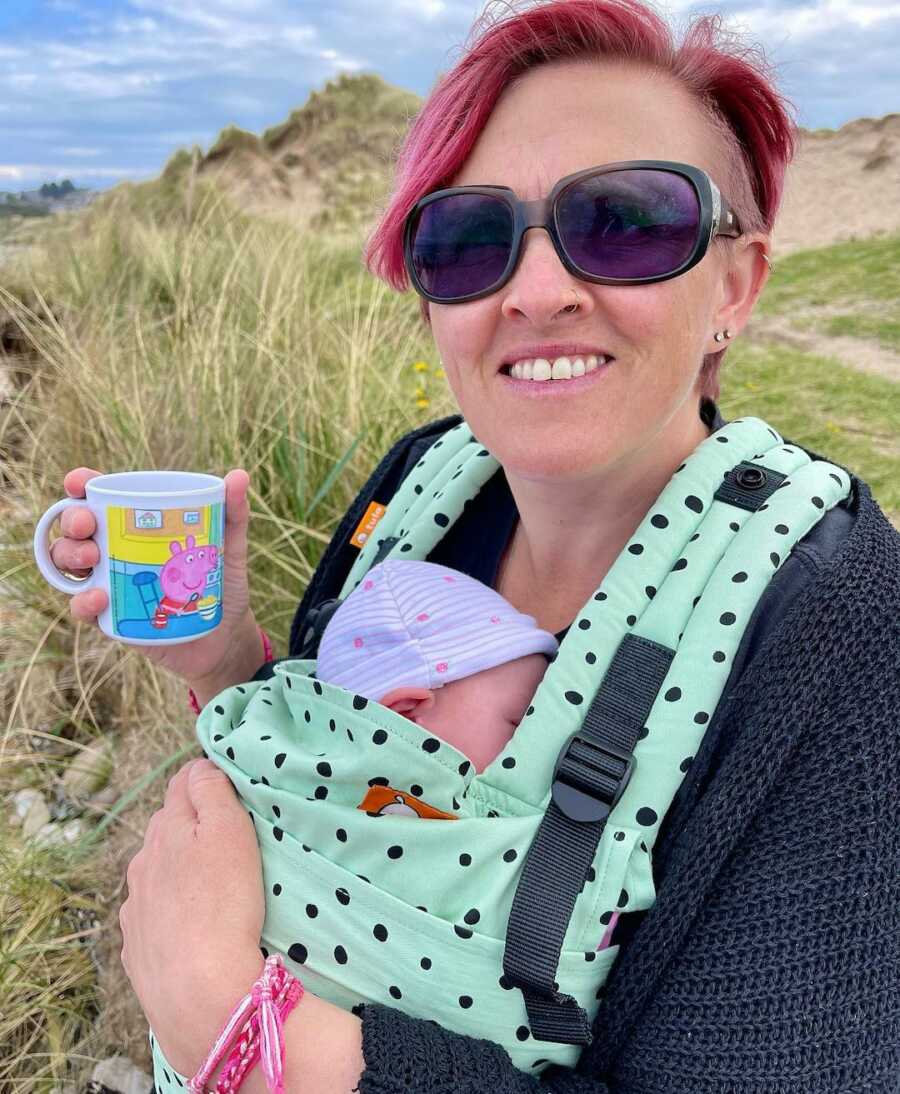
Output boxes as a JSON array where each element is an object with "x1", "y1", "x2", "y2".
[{"x1": 743, "y1": 310, "x2": 900, "y2": 383}]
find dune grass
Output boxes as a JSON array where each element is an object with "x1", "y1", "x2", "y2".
[{"x1": 0, "y1": 189, "x2": 897, "y2": 1091}]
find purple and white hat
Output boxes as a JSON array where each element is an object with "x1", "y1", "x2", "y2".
[{"x1": 315, "y1": 559, "x2": 559, "y2": 701}]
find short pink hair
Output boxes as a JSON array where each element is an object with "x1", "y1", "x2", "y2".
[{"x1": 362, "y1": 0, "x2": 799, "y2": 405}]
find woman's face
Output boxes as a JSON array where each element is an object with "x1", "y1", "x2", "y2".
[{"x1": 428, "y1": 58, "x2": 760, "y2": 483}]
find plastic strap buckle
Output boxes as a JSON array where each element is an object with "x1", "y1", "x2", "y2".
[
  {"x1": 551, "y1": 732, "x2": 636, "y2": 823},
  {"x1": 298, "y1": 597, "x2": 342, "y2": 658}
]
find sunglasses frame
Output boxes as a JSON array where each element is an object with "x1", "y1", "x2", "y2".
[{"x1": 402, "y1": 159, "x2": 743, "y2": 305}]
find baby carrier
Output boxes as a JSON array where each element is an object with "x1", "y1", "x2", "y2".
[{"x1": 149, "y1": 415, "x2": 851, "y2": 1085}]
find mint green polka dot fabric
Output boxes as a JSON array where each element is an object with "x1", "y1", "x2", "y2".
[{"x1": 149, "y1": 416, "x2": 851, "y2": 1084}]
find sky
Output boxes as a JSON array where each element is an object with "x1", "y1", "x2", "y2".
[{"x1": 0, "y1": 0, "x2": 898, "y2": 193}]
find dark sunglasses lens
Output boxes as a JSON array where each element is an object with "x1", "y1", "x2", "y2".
[
  {"x1": 557, "y1": 169, "x2": 700, "y2": 279},
  {"x1": 409, "y1": 193, "x2": 513, "y2": 299}
]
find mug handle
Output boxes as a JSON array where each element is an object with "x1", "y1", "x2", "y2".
[{"x1": 33, "y1": 498, "x2": 103, "y2": 595}]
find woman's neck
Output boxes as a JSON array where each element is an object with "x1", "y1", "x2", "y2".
[{"x1": 496, "y1": 408, "x2": 712, "y2": 633}]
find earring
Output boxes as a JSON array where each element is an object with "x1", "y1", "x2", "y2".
[
  {"x1": 562, "y1": 288, "x2": 581, "y2": 314},
  {"x1": 713, "y1": 329, "x2": 734, "y2": 343}
]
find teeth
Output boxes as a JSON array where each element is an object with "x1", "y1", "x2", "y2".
[{"x1": 508, "y1": 354, "x2": 609, "y2": 381}]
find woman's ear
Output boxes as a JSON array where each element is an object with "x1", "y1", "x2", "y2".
[
  {"x1": 378, "y1": 686, "x2": 436, "y2": 722},
  {"x1": 710, "y1": 234, "x2": 772, "y2": 344}
]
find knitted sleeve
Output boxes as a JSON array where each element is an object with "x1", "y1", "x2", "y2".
[
  {"x1": 357, "y1": 1004, "x2": 609, "y2": 1094},
  {"x1": 578, "y1": 524, "x2": 900, "y2": 1093}
]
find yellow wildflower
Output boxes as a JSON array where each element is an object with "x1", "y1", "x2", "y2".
[
  {"x1": 415, "y1": 386, "x2": 427, "y2": 398},
  {"x1": 413, "y1": 361, "x2": 429, "y2": 372},
  {"x1": 416, "y1": 397, "x2": 430, "y2": 409},
  {"x1": 433, "y1": 367, "x2": 445, "y2": 379}
]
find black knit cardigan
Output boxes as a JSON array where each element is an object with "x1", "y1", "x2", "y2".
[{"x1": 257, "y1": 411, "x2": 900, "y2": 1093}]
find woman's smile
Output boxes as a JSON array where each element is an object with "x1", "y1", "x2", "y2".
[{"x1": 498, "y1": 354, "x2": 616, "y2": 396}]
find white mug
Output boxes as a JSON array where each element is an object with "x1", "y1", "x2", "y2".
[{"x1": 33, "y1": 471, "x2": 226, "y2": 646}]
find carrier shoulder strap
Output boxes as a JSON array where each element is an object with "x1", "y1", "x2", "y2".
[
  {"x1": 501, "y1": 460, "x2": 790, "y2": 1044},
  {"x1": 289, "y1": 414, "x2": 463, "y2": 658}
]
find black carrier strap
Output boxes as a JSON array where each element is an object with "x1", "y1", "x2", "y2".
[
  {"x1": 295, "y1": 535, "x2": 402, "y2": 659},
  {"x1": 288, "y1": 415, "x2": 463, "y2": 659},
  {"x1": 502, "y1": 459, "x2": 788, "y2": 1045},
  {"x1": 501, "y1": 633, "x2": 673, "y2": 1044}
]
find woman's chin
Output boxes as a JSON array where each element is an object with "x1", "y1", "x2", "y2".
[{"x1": 487, "y1": 438, "x2": 622, "y2": 484}]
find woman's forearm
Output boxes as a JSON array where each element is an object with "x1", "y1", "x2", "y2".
[
  {"x1": 227, "y1": 991, "x2": 364, "y2": 1094},
  {"x1": 181, "y1": 961, "x2": 364, "y2": 1094}
]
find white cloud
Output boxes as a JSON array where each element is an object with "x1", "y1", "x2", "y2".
[
  {"x1": 383, "y1": 0, "x2": 447, "y2": 16},
  {"x1": 724, "y1": 0, "x2": 900, "y2": 38},
  {"x1": 59, "y1": 147, "x2": 103, "y2": 157},
  {"x1": 111, "y1": 16, "x2": 160, "y2": 34},
  {"x1": 0, "y1": 164, "x2": 156, "y2": 180}
]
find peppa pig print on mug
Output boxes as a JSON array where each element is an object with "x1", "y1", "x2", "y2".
[
  {"x1": 149, "y1": 532, "x2": 220, "y2": 630},
  {"x1": 109, "y1": 506, "x2": 223, "y2": 640},
  {"x1": 33, "y1": 471, "x2": 226, "y2": 646}
]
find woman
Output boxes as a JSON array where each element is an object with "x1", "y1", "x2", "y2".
[{"x1": 54, "y1": 1, "x2": 899, "y2": 1091}]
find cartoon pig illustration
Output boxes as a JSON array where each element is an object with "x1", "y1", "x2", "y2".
[{"x1": 151, "y1": 534, "x2": 219, "y2": 629}]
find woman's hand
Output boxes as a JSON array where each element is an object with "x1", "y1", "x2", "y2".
[
  {"x1": 50, "y1": 468, "x2": 262, "y2": 691},
  {"x1": 119, "y1": 757, "x2": 268, "y2": 1078}
]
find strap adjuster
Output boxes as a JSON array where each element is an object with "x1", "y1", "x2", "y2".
[{"x1": 551, "y1": 732, "x2": 636, "y2": 823}]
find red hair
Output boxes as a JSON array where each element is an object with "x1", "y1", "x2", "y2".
[{"x1": 362, "y1": 0, "x2": 799, "y2": 404}]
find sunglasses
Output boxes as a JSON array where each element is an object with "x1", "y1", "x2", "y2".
[{"x1": 403, "y1": 160, "x2": 742, "y2": 305}]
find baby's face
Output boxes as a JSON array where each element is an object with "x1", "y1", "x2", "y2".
[{"x1": 414, "y1": 653, "x2": 550, "y2": 772}]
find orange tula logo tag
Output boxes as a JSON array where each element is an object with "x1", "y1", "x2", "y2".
[
  {"x1": 350, "y1": 501, "x2": 386, "y2": 549},
  {"x1": 358, "y1": 784, "x2": 458, "y2": 820}
]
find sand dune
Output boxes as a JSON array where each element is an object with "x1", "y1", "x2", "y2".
[
  {"x1": 774, "y1": 113, "x2": 900, "y2": 256},
  {"x1": 186, "y1": 77, "x2": 899, "y2": 255}
]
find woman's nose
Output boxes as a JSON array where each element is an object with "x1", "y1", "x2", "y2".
[{"x1": 498, "y1": 228, "x2": 594, "y2": 324}]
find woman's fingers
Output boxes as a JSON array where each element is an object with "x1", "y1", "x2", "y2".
[
  {"x1": 165, "y1": 758, "x2": 204, "y2": 811},
  {"x1": 45, "y1": 468, "x2": 108, "y2": 620},
  {"x1": 69, "y1": 588, "x2": 109, "y2": 622},
  {"x1": 62, "y1": 466, "x2": 103, "y2": 499},
  {"x1": 49, "y1": 528, "x2": 99, "y2": 574}
]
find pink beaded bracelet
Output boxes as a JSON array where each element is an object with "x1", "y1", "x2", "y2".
[
  {"x1": 188, "y1": 627, "x2": 274, "y2": 715},
  {"x1": 189, "y1": 953, "x2": 304, "y2": 1094}
]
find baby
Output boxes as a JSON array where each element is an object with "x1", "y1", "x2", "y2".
[
  {"x1": 314, "y1": 558, "x2": 558, "y2": 776},
  {"x1": 315, "y1": 559, "x2": 621, "y2": 944}
]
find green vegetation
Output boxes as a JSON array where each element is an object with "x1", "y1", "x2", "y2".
[
  {"x1": 757, "y1": 233, "x2": 900, "y2": 309},
  {"x1": 755, "y1": 234, "x2": 900, "y2": 350},
  {"x1": 818, "y1": 312, "x2": 900, "y2": 350},
  {"x1": 719, "y1": 339, "x2": 899, "y2": 508},
  {"x1": 0, "y1": 118, "x2": 896, "y2": 1089},
  {"x1": 205, "y1": 125, "x2": 264, "y2": 162},
  {"x1": 261, "y1": 72, "x2": 420, "y2": 162},
  {"x1": 0, "y1": 202, "x2": 50, "y2": 220},
  {"x1": 40, "y1": 179, "x2": 76, "y2": 199}
]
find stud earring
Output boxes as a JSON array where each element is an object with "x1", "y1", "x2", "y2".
[{"x1": 713, "y1": 329, "x2": 734, "y2": 343}]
